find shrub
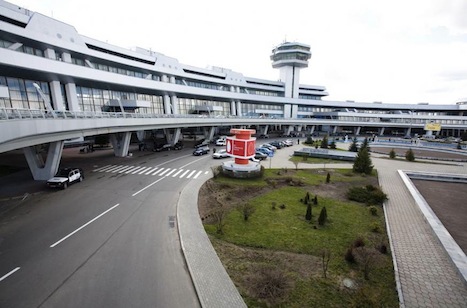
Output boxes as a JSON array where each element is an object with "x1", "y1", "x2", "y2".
[
  {"x1": 313, "y1": 195, "x2": 318, "y2": 205},
  {"x1": 318, "y1": 206, "x2": 327, "y2": 226},
  {"x1": 345, "y1": 247, "x2": 356, "y2": 263},
  {"x1": 320, "y1": 135, "x2": 329, "y2": 149},
  {"x1": 348, "y1": 137, "x2": 359, "y2": 152},
  {"x1": 238, "y1": 203, "x2": 255, "y2": 221},
  {"x1": 271, "y1": 202, "x2": 277, "y2": 210},
  {"x1": 377, "y1": 243, "x2": 388, "y2": 254},
  {"x1": 405, "y1": 148, "x2": 415, "y2": 161},
  {"x1": 247, "y1": 266, "x2": 292, "y2": 306},
  {"x1": 279, "y1": 204, "x2": 286, "y2": 209},
  {"x1": 347, "y1": 185, "x2": 388, "y2": 205},
  {"x1": 305, "y1": 203, "x2": 312, "y2": 221},
  {"x1": 326, "y1": 172, "x2": 331, "y2": 183},
  {"x1": 389, "y1": 148, "x2": 396, "y2": 159},
  {"x1": 353, "y1": 237, "x2": 366, "y2": 248},
  {"x1": 369, "y1": 206, "x2": 378, "y2": 216},
  {"x1": 370, "y1": 221, "x2": 381, "y2": 233}
]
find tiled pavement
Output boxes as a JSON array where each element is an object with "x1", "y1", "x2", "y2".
[{"x1": 178, "y1": 142, "x2": 467, "y2": 307}]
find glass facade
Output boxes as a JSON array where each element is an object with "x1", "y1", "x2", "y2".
[
  {"x1": 177, "y1": 98, "x2": 230, "y2": 116},
  {"x1": 0, "y1": 76, "x2": 49, "y2": 109}
]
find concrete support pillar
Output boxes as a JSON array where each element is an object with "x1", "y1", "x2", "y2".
[
  {"x1": 49, "y1": 81, "x2": 65, "y2": 111},
  {"x1": 23, "y1": 141, "x2": 64, "y2": 180},
  {"x1": 291, "y1": 104, "x2": 298, "y2": 118},
  {"x1": 379, "y1": 127, "x2": 385, "y2": 136},
  {"x1": 236, "y1": 101, "x2": 242, "y2": 117},
  {"x1": 405, "y1": 127, "x2": 412, "y2": 137},
  {"x1": 230, "y1": 101, "x2": 236, "y2": 116},
  {"x1": 172, "y1": 128, "x2": 181, "y2": 144},
  {"x1": 110, "y1": 132, "x2": 132, "y2": 157},
  {"x1": 262, "y1": 125, "x2": 269, "y2": 135},
  {"x1": 169, "y1": 76, "x2": 176, "y2": 84},
  {"x1": 284, "y1": 104, "x2": 291, "y2": 118},
  {"x1": 310, "y1": 126, "x2": 316, "y2": 134},
  {"x1": 356, "y1": 127, "x2": 361, "y2": 135},
  {"x1": 286, "y1": 125, "x2": 294, "y2": 136},
  {"x1": 171, "y1": 95, "x2": 178, "y2": 114},
  {"x1": 163, "y1": 95, "x2": 171, "y2": 114},
  {"x1": 136, "y1": 131, "x2": 145, "y2": 142},
  {"x1": 65, "y1": 83, "x2": 80, "y2": 111},
  {"x1": 208, "y1": 127, "x2": 216, "y2": 141},
  {"x1": 333, "y1": 126, "x2": 338, "y2": 134}
]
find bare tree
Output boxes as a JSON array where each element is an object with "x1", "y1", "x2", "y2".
[
  {"x1": 353, "y1": 247, "x2": 382, "y2": 280},
  {"x1": 321, "y1": 249, "x2": 331, "y2": 278},
  {"x1": 238, "y1": 203, "x2": 255, "y2": 221},
  {"x1": 213, "y1": 206, "x2": 227, "y2": 234}
]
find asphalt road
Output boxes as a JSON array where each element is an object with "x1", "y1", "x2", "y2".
[{"x1": 0, "y1": 146, "x2": 215, "y2": 308}]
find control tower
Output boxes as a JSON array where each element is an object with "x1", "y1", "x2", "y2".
[{"x1": 270, "y1": 42, "x2": 311, "y2": 98}]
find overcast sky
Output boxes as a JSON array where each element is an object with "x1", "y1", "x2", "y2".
[{"x1": 12, "y1": 0, "x2": 467, "y2": 105}]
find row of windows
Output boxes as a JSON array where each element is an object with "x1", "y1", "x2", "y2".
[
  {"x1": 299, "y1": 94, "x2": 321, "y2": 100},
  {"x1": 0, "y1": 77, "x2": 51, "y2": 109},
  {"x1": 272, "y1": 53, "x2": 309, "y2": 62}
]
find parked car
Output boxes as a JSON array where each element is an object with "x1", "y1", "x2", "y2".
[
  {"x1": 269, "y1": 141, "x2": 284, "y2": 149},
  {"x1": 283, "y1": 139, "x2": 294, "y2": 146},
  {"x1": 212, "y1": 149, "x2": 229, "y2": 159},
  {"x1": 194, "y1": 140, "x2": 210, "y2": 148},
  {"x1": 215, "y1": 139, "x2": 226, "y2": 146},
  {"x1": 258, "y1": 134, "x2": 269, "y2": 139},
  {"x1": 154, "y1": 143, "x2": 173, "y2": 152},
  {"x1": 254, "y1": 151, "x2": 268, "y2": 160},
  {"x1": 261, "y1": 143, "x2": 277, "y2": 151},
  {"x1": 193, "y1": 146, "x2": 210, "y2": 156},
  {"x1": 173, "y1": 141, "x2": 184, "y2": 150},
  {"x1": 256, "y1": 147, "x2": 273, "y2": 156},
  {"x1": 47, "y1": 167, "x2": 84, "y2": 189}
]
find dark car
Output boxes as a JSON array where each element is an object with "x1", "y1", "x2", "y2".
[
  {"x1": 193, "y1": 146, "x2": 210, "y2": 156},
  {"x1": 47, "y1": 167, "x2": 84, "y2": 189},
  {"x1": 269, "y1": 141, "x2": 284, "y2": 149},
  {"x1": 154, "y1": 143, "x2": 173, "y2": 152}
]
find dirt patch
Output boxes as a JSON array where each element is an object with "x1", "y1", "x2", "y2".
[{"x1": 411, "y1": 180, "x2": 467, "y2": 254}]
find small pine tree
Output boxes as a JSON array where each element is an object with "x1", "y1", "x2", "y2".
[
  {"x1": 330, "y1": 139, "x2": 337, "y2": 149},
  {"x1": 349, "y1": 137, "x2": 359, "y2": 152},
  {"x1": 320, "y1": 135, "x2": 329, "y2": 149},
  {"x1": 361, "y1": 137, "x2": 370, "y2": 151},
  {"x1": 389, "y1": 148, "x2": 396, "y2": 159},
  {"x1": 353, "y1": 147, "x2": 374, "y2": 174},
  {"x1": 305, "y1": 134, "x2": 313, "y2": 144},
  {"x1": 305, "y1": 203, "x2": 312, "y2": 221},
  {"x1": 405, "y1": 148, "x2": 415, "y2": 161},
  {"x1": 318, "y1": 206, "x2": 327, "y2": 225},
  {"x1": 326, "y1": 172, "x2": 331, "y2": 183},
  {"x1": 313, "y1": 195, "x2": 318, "y2": 205},
  {"x1": 305, "y1": 192, "x2": 310, "y2": 204}
]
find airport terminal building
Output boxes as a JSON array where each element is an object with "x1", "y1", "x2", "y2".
[{"x1": 0, "y1": 0, "x2": 466, "y2": 179}]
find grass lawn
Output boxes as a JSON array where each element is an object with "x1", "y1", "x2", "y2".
[{"x1": 201, "y1": 169, "x2": 398, "y2": 307}]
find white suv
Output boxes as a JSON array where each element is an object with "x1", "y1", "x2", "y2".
[{"x1": 47, "y1": 167, "x2": 84, "y2": 189}]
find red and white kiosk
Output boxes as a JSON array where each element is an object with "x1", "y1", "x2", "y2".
[{"x1": 222, "y1": 128, "x2": 261, "y2": 177}]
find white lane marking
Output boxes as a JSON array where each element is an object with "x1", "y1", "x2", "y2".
[
  {"x1": 204, "y1": 171, "x2": 209, "y2": 174},
  {"x1": 93, "y1": 165, "x2": 111, "y2": 172},
  {"x1": 117, "y1": 166, "x2": 135, "y2": 173},
  {"x1": 132, "y1": 177, "x2": 165, "y2": 196},
  {"x1": 95, "y1": 165, "x2": 116, "y2": 172},
  {"x1": 50, "y1": 203, "x2": 120, "y2": 248},
  {"x1": 158, "y1": 168, "x2": 171, "y2": 176},
  {"x1": 0, "y1": 267, "x2": 20, "y2": 282},
  {"x1": 155, "y1": 154, "x2": 192, "y2": 167},
  {"x1": 111, "y1": 165, "x2": 129, "y2": 173},
  {"x1": 144, "y1": 167, "x2": 158, "y2": 175},
  {"x1": 186, "y1": 170, "x2": 196, "y2": 179},
  {"x1": 193, "y1": 170, "x2": 203, "y2": 179},
  {"x1": 137, "y1": 167, "x2": 152, "y2": 174},
  {"x1": 124, "y1": 166, "x2": 140, "y2": 174},
  {"x1": 130, "y1": 167, "x2": 146, "y2": 174},
  {"x1": 105, "y1": 165, "x2": 124, "y2": 173},
  {"x1": 172, "y1": 169, "x2": 183, "y2": 177},
  {"x1": 164, "y1": 169, "x2": 177, "y2": 177},
  {"x1": 179, "y1": 156, "x2": 208, "y2": 169},
  {"x1": 152, "y1": 168, "x2": 164, "y2": 176},
  {"x1": 179, "y1": 170, "x2": 190, "y2": 178}
]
